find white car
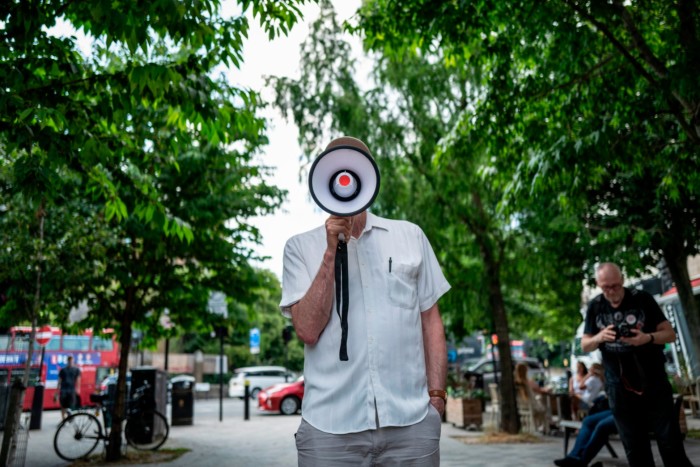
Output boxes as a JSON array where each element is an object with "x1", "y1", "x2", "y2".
[{"x1": 228, "y1": 366, "x2": 295, "y2": 399}]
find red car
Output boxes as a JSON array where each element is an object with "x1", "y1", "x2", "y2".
[{"x1": 258, "y1": 375, "x2": 304, "y2": 415}]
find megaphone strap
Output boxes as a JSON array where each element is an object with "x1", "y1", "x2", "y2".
[{"x1": 334, "y1": 240, "x2": 349, "y2": 361}]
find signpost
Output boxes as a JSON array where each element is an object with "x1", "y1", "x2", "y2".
[
  {"x1": 31, "y1": 325, "x2": 53, "y2": 430},
  {"x1": 207, "y1": 291, "x2": 228, "y2": 422},
  {"x1": 249, "y1": 328, "x2": 260, "y2": 355},
  {"x1": 34, "y1": 325, "x2": 52, "y2": 378},
  {"x1": 35, "y1": 325, "x2": 52, "y2": 347}
]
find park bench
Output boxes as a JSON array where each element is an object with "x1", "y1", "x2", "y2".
[{"x1": 558, "y1": 419, "x2": 618, "y2": 458}]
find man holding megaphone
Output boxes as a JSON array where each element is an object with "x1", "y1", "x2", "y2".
[{"x1": 280, "y1": 136, "x2": 451, "y2": 466}]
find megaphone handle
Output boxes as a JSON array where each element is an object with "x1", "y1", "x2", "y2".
[{"x1": 335, "y1": 239, "x2": 349, "y2": 361}]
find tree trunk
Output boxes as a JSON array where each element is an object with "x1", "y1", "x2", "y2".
[
  {"x1": 662, "y1": 244, "x2": 700, "y2": 378},
  {"x1": 5, "y1": 201, "x2": 46, "y2": 458},
  {"x1": 468, "y1": 191, "x2": 520, "y2": 434},
  {"x1": 105, "y1": 288, "x2": 135, "y2": 461},
  {"x1": 488, "y1": 265, "x2": 520, "y2": 434}
]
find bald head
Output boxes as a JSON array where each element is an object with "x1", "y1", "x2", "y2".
[
  {"x1": 325, "y1": 136, "x2": 371, "y2": 156},
  {"x1": 596, "y1": 262, "x2": 623, "y2": 282},
  {"x1": 596, "y1": 262, "x2": 625, "y2": 307}
]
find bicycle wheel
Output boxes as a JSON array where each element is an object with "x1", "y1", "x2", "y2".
[
  {"x1": 53, "y1": 412, "x2": 103, "y2": 461},
  {"x1": 125, "y1": 410, "x2": 169, "y2": 450}
]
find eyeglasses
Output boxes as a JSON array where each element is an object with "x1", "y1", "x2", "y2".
[{"x1": 600, "y1": 283, "x2": 622, "y2": 292}]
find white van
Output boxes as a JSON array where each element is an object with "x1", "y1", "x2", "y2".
[{"x1": 228, "y1": 366, "x2": 295, "y2": 399}]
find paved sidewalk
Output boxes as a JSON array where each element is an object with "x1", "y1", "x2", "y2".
[{"x1": 21, "y1": 400, "x2": 700, "y2": 466}]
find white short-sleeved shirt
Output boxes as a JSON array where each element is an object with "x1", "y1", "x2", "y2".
[
  {"x1": 280, "y1": 212, "x2": 450, "y2": 434},
  {"x1": 581, "y1": 375, "x2": 604, "y2": 405}
]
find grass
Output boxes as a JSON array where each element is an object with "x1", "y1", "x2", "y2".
[
  {"x1": 687, "y1": 429, "x2": 700, "y2": 440},
  {"x1": 69, "y1": 448, "x2": 190, "y2": 465}
]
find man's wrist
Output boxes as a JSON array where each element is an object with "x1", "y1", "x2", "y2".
[
  {"x1": 428, "y1": 389, "x2": 447, "y2": 403},
  {"x1": 649, "y1": 332, "x2": 655, "y2": 344}
]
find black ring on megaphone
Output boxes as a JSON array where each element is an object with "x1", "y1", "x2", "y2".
[
  {"x1": 329, "y1": 169, "x2": 361, "y2": 202},
  {"x1": 308, "y1": 144, "x2": 381, "y2": 217}
]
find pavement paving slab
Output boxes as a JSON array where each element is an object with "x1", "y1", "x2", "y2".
[{"x1": 18, "y1": 399, "x2": 700, "y2": 466}]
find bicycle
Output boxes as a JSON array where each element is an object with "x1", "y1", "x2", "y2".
[{"x1": 53, "y1": 380, "x2": 169, "y2": 461}]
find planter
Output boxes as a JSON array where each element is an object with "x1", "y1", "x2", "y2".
[{"x1": 446, "y1": 396, "x2": 483, "y2": 429}]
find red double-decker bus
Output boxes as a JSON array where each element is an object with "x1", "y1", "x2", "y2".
[{"x1": 0, "y1": 326, "x2": 120, "y2": 410}]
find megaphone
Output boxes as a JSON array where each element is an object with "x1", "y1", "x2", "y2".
[{"x1": 308, "y1": 137, "x2": 380, "y2": 217}]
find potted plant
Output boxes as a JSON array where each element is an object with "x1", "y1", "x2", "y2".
[{"x1": 446, "y1": 385, "x2": 485, "y2": 429}]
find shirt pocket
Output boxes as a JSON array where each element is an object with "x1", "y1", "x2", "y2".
[{"x1": 388, "y1": 262, "x2": 418, "y2": 309}]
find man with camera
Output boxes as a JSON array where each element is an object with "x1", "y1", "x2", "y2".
[
  {"x1": 581, "y1": 262, "x2": 691, "y2": 467},
  {"x1": 280, "y1": 136, "x2": 450, "y2": 466}
]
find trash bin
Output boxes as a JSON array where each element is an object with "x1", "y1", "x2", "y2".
[{"x1": 170, "y1": 376, "x2": 195, "y2": 426}]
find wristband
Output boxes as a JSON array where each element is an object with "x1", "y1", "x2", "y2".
[
  {"x1": 428, "y1": 389, "x2": 447, "y2": 403},
  {"x1": 649, "y1": 333, "x2": 655, "y2": 344}
]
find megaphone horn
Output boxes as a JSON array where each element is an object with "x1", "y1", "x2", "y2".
[{"x1": 309, "y1": 138, "x2": 380, "y2": 217}]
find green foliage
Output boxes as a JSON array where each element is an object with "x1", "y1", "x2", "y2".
[
  {"x1": 0, "y1": 0, "x2": 308, "y2": 459},
  {"x1": 354, "y1": 0, "x2": 700, "y2": 353},
  {"x1": 271, "y1": 1, "x2": 582, "y2": 345},
  {"x1": 181, "y1": 270, "x2": 304, "y2": 373}
]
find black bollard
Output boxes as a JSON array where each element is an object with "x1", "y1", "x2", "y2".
[
  {"x1": 244, "y1": 381, "x2": 250, "y2": 421},
  {"x1": 29, "y1": 383, "x2": 44, "y2": 430}
]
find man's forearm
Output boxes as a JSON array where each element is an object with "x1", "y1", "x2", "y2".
[
  {"x1": 651, "y1": 322, "x2": 676, "y2": 345},
  {"x1": 291, "y1": 249, "x2": 336, "y2": 345},
  {"x1": 581, "y1": 334, "x2": 599, "y2": 353},
  {"x1": 422, "y1": 304, "x2": 447, "y2": 392}
]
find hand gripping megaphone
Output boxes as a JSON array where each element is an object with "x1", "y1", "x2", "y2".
[
  {"x1": 308, "y1": 137, "x2": 380, "y2": 362},
  {"x1": 308, "y1": 136, "x2": 381, "y2": 217}
]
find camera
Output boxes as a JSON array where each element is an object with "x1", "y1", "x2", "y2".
[{"x1": 614, "y1": 323, "x2": 635, "y2": 339}]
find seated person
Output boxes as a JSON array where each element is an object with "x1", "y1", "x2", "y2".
[
  {"x1": 554, "y1": 409, "x2": 617, "y2": 467},
  {"x1": 514, "y1": 361, "x2": 549, "y2": 429},
  {"x1": 572, "y1": 363, "x2": 605, "y2": 414},
  {"x1": 569, "y1": 362, "x2": 588, "y2": 419}
]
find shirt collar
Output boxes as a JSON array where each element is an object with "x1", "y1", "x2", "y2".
[{"x1": 364, "y1": 212, "x2": 390, "y2": 234}]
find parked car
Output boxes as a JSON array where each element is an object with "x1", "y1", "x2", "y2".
[
  {"x1": 463, "y1": 356, "x2": 547, "y2": 388},
  {"x1": 99, "y1": 371, "x2": 131, "y2": 393},
  {"x1": 228, "y1": 366, "x2": 295, "y2": 399},
  {"x1": 258, "y1": 375, "x2": 304, "y2": 415}
]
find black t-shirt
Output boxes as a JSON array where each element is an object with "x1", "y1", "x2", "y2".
[
  {"x1": 584, "y1": 288, "x2": 667, "y2": 390},
  {"x1": 58, "y1": 366, "x2": 81, "y2": 394}
]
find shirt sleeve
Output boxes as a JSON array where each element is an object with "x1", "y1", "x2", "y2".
[
  {"x1": 583, "y1": 300, "x2": 598, "y2": 335},
  {"x1": 416, "y1": 226, "x2": 450, "y2": 312},
  {"x1": 640, "y1": 291, "x2": 667, "y2": 331},
  {"x1": 279, "y1": 236, "x2": 313, "y2": 317}
]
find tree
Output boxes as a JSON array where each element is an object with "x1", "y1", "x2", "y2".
[
  {"x1": 1, "y1": 0, "x2": 309, "y2": 460},
  {"x1": 270, "y1": 0, "x2": 589, "y2": 433},
  {"x1": 356, "y1": 0, "x2": 700, "y2": 374}
]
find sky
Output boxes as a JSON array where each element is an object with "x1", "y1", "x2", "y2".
[{"x1": 230, "y1": 1, "x2": 363, "y2": 278}]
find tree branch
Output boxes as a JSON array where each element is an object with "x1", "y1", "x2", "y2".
[
  {"x1": 563, "y1": 0, "x2": 699, "y2": 144},
  {"x1": 530, "y1": 55, "x2": 615, "y2": 101},
  {"x1": 562, "y1": 0, "x2": 657, "y2": 85}
]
